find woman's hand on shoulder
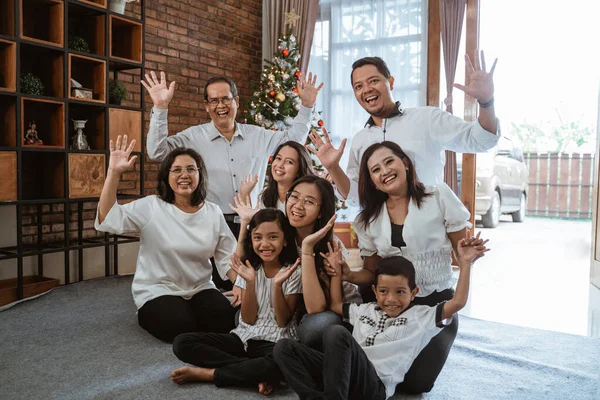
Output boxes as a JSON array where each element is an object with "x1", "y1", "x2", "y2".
[{"x1": 273, "y1": 258, "x2": 300, "y2": 288}]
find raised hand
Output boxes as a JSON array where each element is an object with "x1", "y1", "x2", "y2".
[
  {"x1": 302, "y1": 214, "x2": 337, "y2": 251},
  {"x1": 229, "y1": 254, "x2": 256, "y2": 284},
  {"x1": 296, "y1": 72, "x2": 324, "y2": 108},
  {"x1": 453, "y1": 49, "x2": 497, "y2": 104},
  {"x1": 229, "y1": 193, "x2": 259, "y2": 224},
  {"x1": 108, "y1": 135, "x2": 137, "y2": 174},
  {"x1": 456, "y1": 231, "x2": 490, "y2": 265},
  {"x1": 141, "y1": 71, "x2": 176, "y2": 109},
  {"x1": 321, "y1": 240, "x2": 344, "y2": 276},
  {"x1": 306, "y1": 127, "x2": 347, "y2": 171},
  {"x1": 239, "y1": 174, "x2": 259, "y2": 200},
  {"x1": 273, "y1": 258, "x2": 301, "y2": 287}
]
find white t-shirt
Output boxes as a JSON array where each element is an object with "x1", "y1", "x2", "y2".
[
  {"x1": 344, "y1": 106, "x2": 500, "y2": 205},
  {"x1": 344, "y1": 302, "x2": 451, "y2": 398},
  {"x1": 353, "y1": 183, "x2": 471, "y2": 297},
  {"x1": 95, "y1": 196, "x2": 236, "y2": 310},
  {"x1": 232, "y1": 264, "x2": 303, "y2": 344}
]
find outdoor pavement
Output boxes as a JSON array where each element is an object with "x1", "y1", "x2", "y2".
[{"x1": 461, "y1": 215, "x2": 592, "y2": 336}]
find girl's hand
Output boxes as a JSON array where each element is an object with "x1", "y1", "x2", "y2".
[
  {"x1": 229, "y1": 254, "x2": 256, "y2": 284},
  {"x1": 224, "y1": 286, "x2": 242, "y2": 307},
  {"x1": 229, "y1": 193, "x2": 259, "y2": 224},
  {"x1": 302, "y1": 214, "x2": 337, "y2": 251},
  {"x1": 273, "y1": 258, "x2": 300, "y2": 287},
  {"x1": 239, "y1": 174, "x2": 259, "y2": 200},
  {"x1": 108, "y1": 135, "x2": 137, "y2": 174},
  {"x1": 321, "y1": 240, "x2": 343, "y2": 276}
]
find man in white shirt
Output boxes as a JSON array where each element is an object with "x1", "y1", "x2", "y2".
[
  {"x1": 142, "y1": 71, "x2": 322, "y2": 289},
  {"x1": 309, "y1": 51, "x2": 499, "y2": 206}
]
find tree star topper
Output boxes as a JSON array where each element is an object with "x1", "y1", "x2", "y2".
[{"x1": 285, "y1": 9, "x2": 300, "y2": 28}]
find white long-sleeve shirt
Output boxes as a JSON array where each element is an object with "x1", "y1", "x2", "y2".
[
  {"x1": 146, "y1": 106, "x2": 313, "y2": 213},
  {"x1": 95, "y1": 196, "x2": 236, "y2": 310},
  {"x1": 353, "y1": 183, "x2": 471, "y2": 297},
  {"x1": 344, "y1": 105, "x2": 500, "y2": 205}
]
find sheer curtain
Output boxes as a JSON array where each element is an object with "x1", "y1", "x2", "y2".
[{"x1": 308, "y1": 0, "x2": 428, "y2": 218}]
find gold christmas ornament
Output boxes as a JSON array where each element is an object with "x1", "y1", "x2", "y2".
[
  {"x1": 275, "y1": 93, "x2": 286, "y2": 102},
  {"x1": 285, "y1": 9, "x2": 300, "y2": 28}
]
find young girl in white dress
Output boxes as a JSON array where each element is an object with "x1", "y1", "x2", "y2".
[{"x1": 171, "y1": 208, "x2": 302, "y2": 395}]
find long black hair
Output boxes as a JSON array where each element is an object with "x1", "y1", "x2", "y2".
[
  {"x1": 156, "y1": 148, "x2": 207, "y2": 206},
  {"x1": 242, "y1": 208, "x2": 298, "y2": 269},
  {"x1": 261, "y1": 141, "x2": 314, "y2": 208},
  {"x1": 357, "y1": 141, "x2": 430, "y2": 227}
]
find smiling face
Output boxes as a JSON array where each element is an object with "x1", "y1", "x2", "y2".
[
  {"x1": 286, "y1": 182, "x2": 321, "y2": 230},
  {"x1": 372, "y1": 274, "x2": 419, "y2": 318},
  {"x1": 168, "y1": 154, "x2": 200, "y2": 200},
  {"x1": 271, "y1": 145, "x2": 301, "y2": 185},
  {"x1": 204, "y1": 81, "x2": 239, "y2": 131},
  {"x1": 367, "y1": 147, "x2": 408, "y2": 195},
  {"x1": 251, "y1": 220, "x2": 286, "y2": 264},
  {"x1": 351, "y1": 64, "x2": 396, "y2": 118}
]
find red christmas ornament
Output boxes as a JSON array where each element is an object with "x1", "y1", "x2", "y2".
[
  {"x1": 269, "y1": 90, "x2": 276, "y2": 97},
  {"x1": 292, "y1": 87, "x2": 299, "y2": 94},
  {"x1": 294, "y1": 71, "x2": 301, "y2": 79},
  {"x1": 317, "y1": 119, "x2": 325, "y2": 127},
  {"x1": 282, "y1": 48, "x2": 290, "y2": 57}
]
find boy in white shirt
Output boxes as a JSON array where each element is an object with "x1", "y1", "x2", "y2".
[{"x1": 273, "y1": 234, "x2": 489, "y2": 399}]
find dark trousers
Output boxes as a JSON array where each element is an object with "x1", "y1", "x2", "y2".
[
  {"x1": 297, "y1": 311, "x2": 354, "y2": 351},
  {"x1": 273, "y1": 325, "x2": 387, "y2": 400},
  {"x1": 137, "y1": 289, "x2": 235, "y2": 343},
  {"x1": 396, "y1": 288, "x2": 458, "y2": 394},
  {"x1": 173, "y1": 332, "x2": 283, "y2": 387},
  {"x1": 211, "y1": 219, "x2": 241, "y2": 291}
]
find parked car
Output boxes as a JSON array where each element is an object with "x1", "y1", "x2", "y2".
[{"x1": 457, "y1": 136, "x2": 529, "y2": 228}]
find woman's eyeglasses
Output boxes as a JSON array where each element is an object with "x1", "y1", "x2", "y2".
[
  {"x1": 169, "y1": 167, "x2": 199, "y2": 176},
  {"x1": 287, "y1": 191, "x2": 320, "y2": 209}
]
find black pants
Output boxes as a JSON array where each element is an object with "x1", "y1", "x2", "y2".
[
  {"x1": 297, "y1": 311, "x2": 354, "y2": 351},
  {"x1": 137, "y1": 289, "x2": 235, "y2": 343},
  {"x1": 173, "y1": 332, "x2": 283, "y2": 387},
  {"x1": 211, "y1": 219, "x2": 241, "y2": 291},
  {"x1": 273, "y1": 325, "x2": 387, "y2": 400}
]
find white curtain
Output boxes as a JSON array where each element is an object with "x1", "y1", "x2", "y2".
[{"x1": 308, "y1": 0, "x2": 428, "y2": 181}]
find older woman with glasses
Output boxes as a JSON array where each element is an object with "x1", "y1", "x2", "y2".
[{"x1": 95, "y1": 135, "x2": 238, "y2": 342}]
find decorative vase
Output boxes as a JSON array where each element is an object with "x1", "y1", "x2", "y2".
[
  {"x1": 71, "y1": 120, "x2": 90, "y2": 150},
  {"x1": 108, "y1": 0, "x2": 126, "y2": 14}
]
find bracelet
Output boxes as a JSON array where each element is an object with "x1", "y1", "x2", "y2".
[
  {"x1": 302, "y1": 252, "x2": 315, "y2": 257},
  {"x1": 478, "y1": 97, "x2": 494, "y2": 108}
]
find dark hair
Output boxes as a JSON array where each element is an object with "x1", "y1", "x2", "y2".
[
  {"x1": 287, "y1": 175, "x2": 336, "y2": 280},
  {"x1": 374, "y1": 256, "x2": 416, "y2": 290},
  {"x1": 243, "y1": 209, "x2": 298, "y2": 269},
  {"x1": 203, "y1": 76, "x2": 238, "y2": 101},
  {"x1": 357, "y1": 141, "x2": 430, "y2": 226},
  {"x1": 156, "y1": 148, "x2": 207, "y2": 206},
  {"x1": 262, "y1": 142, "x2": 315, "y2": 208},
  {"x1": 351, "y1": 57, "x2": 391, "y2": 85}
]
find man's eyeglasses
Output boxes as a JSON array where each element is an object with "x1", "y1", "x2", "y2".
[
  {"x1": 207, "y1": 96, "x2": 234, "y2": 108},
  {"x1": 169, "y1": 167, "x2": 199, "y2": 176},
  {"x1": 287, "y1": 191, "x2": 320, "y2": 209}
]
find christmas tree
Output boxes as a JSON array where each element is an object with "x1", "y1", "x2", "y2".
[{"x1": 242, "y1": 31, "x2": 326, "y2": 174}]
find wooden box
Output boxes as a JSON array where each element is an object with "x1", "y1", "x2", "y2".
[
  {"x1": 21, "y1": 97, "x2": 65, "y2": 148},
  {"x1": 0, "y1": 39, "x2": 17, "y2": 92},
  {"x1": 68, "y1": 54, "x2": 106, "y2": 103},
  {"x1": 333, "y1": 221, "x2": 358, "y2": 249},
  {"x1": 0, "y1": 96, "x2": 17, "y2": 146},
  {"x1": 69, "y1": 153, "x2": 106, "y2": 198},
  {"x1": 0, "y1": 275, "x2": 60, "y2": 307},
  {"x1": 109, "y1": 108, "x2": 141, "y2": 152},
  {"x1": 0, "y1": 151, "x2": 17, "y2": 201},
  {"x1": 109, "y1": 15, "x2": 142, "y2": 63},
  {"x1": 20, "y1": 0, "x2": 65, "y2": 48}
]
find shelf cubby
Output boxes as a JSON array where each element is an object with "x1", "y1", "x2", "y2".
[
  {"x1": 68, "y1": 153, "x2": 105, "y2": 198},
  {"x1": 0, "y1": 0, "x2": 16, "y2": 36},
  {"x1": 68, "y1": 103, "x2": 105, "y2": 150},
  {"x1": 108, "y1": 108, "x2": 141, "y2": 152},
  {"x1": 77, "y1": 0, "x2": 106, "y2": 9},
  {"x1": 0, "y1": 95, "x2": 17, "y2": 146},
  {"x1": 0, "y1": 151, "x2": 17, "y2": 201},
  {"x1": 20, "y1": 0, "x2": 64, "y2": 48},
  {"x1": 68, "y1": 54, "x2": 106, "y2": 103},
  {"x1": 21, "y1": 97, "x2": 65, "y2": 148},
  {"x1": 20, "y1": 43, "x2": 64, "y2": 97},
  {"x1": 68, "y1": 2, "x2": 106, "y2": 56},
  {"x1": 109, "y1": 15, "x2": 142, "y2": 63},
  {"x1": 0, "y1": 39, "x2": 16, "y2": 92},
  {"x1": 21, "y1": 151, "x2": 65, "y2": 200}
]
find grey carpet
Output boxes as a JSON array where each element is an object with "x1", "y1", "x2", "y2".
[{"x1": 0, "y1": 276, "x2": 598, "y2": 400}]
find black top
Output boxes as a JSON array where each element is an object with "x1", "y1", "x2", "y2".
[{"x1": 391, "y1": 222, "x2": 406, "y2": 249}]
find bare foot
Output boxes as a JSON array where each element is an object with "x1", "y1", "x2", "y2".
[
  {"x1": 258, "y1": 381, "x2": 274, "y2": 396},
  {"x1": 171, "y1": 366, "x2": 214, "y2": 385}
]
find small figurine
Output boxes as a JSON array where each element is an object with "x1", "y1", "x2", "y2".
[
  {"x1": 25, "y1": 121, "x2": 44, "y2": 145},
  {"x1": 71, "y1": 119, "x2": 90, "y2": 150}
]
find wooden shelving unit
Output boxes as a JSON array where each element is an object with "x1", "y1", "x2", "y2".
[{"x1": 0, "y1": 0, "x2": 146, "y2": 304}]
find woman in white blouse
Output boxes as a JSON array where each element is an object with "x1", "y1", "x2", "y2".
[
  {"x1": 347, "y1": 141, "x2": 472, "y2": 394},
  {"x1": 95, "y1": 135, "x2": 238, "y2": 342}
]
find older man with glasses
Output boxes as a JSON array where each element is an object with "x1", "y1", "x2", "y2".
[{"x1": 143, "y1": 71, "x2": 323, "y2": 291}]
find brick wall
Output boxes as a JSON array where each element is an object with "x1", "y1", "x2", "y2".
[{"x1": 21, "y1": 0, "x2": 263, "y2": 244}]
